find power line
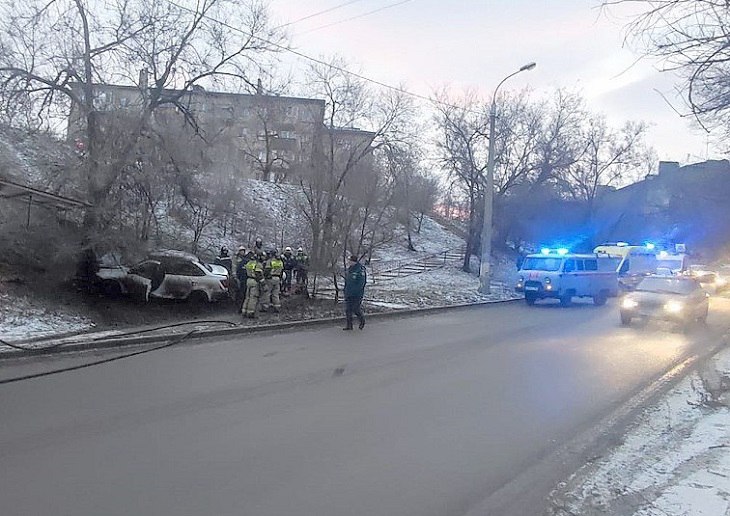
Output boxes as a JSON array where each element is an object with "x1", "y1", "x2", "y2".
[
  {"x1": 161, "y1": 0, "x2": 483, "y2": 115},
  {"x1": 297, "y1": 0, "x2": 414, "y2": 36},
  {"x1": 274, "y1": 0, "x2": 367, "y2": 30}
]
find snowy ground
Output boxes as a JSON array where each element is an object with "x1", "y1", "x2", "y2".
[
  {"x1": 371, "y1": 216, "x2": 465, "y2": 267},
  {"x1": 549, "y1": 345, "x2": 730, "y2": 516},
  {"x1": 0, "y1": 292, "x2": 95, "y2": 341},
  {"x1": 367, "y1": 265, "x2": 518, "y2": 308}
]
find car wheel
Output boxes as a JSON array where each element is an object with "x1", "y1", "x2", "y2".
[
  {"x1": 102, "y1": 280, "x2": 122, "y2": 298},
  {"x1": 620, "y1": 311, "x2": 632, "y2": 326},
  {"x1": 698, "y1": 308, "x2": 709, "y2": 324},
  {"x1": 559, "y1": 294, "x2": 572, "y2": 307},
  {"x1": 593, "y1": 292, "x2": 607, "y2": 306},
  {"x1": 188, "y1": 290, "x2": 209, "y2": 306},
  {"x1": 525, "y1": 295, "x2": 537, "y2": 306}
]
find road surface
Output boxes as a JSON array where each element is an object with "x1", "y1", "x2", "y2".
[{"x1": 1, "y1": 298, "x2": 729, "y2": 516}]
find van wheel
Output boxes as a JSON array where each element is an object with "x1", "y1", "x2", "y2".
[
  {"x1": 620, "y1": 312, "x2": 632, "y2": 326},
  {"x1": 559, "y1": 294, "x2": 572, "y2": 307},
  {"x1": 593, "y1": 292, "x2": 607, "y2": 306},
  {"x1": 525, "y1": 295, "x2": 537, "y2": 306}
]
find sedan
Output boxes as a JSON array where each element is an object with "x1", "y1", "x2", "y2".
[
  {"x1": 98, "y1": 250, "x2": 229, "y2": 303},
  {"x1": 620, "y1": 275, "x2": 709, "y2": 328}
]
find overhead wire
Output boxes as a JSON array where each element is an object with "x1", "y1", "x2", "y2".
[
  {"x1": 273, "y1": 0, "x2": 367, "y2": 30},
  {"x1": 161, "y1": 0, "x2": 485, "y2": 116},
  {"x1": 296, "y1": 0, "x2": 414, "y2": 35}
]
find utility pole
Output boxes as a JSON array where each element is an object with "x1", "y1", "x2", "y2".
[{"x1": 478, "y1": 62, "x2": 536, "y2": 294}]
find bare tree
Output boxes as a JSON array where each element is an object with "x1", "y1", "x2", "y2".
[
  {"x1": 432, "y1": 89, "x2": 488, "y2": 271},
  {"x1": 558, "y1": 117, "x2": 650, "y2": 208},
  {"x1": 296, "y1": 56, "x2": 412, "y2": 288},
  {"x1": 0, "y1": 0, "x2": 284, "y2": 234},
  {"x1": 604, "y1": 0, "x2": 730, "y2": 130}
]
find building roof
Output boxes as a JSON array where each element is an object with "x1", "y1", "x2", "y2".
[{"x1": 81, "y1": 82, "x2": 326, "y2": 107}]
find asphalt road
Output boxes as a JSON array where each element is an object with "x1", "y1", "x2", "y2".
[{"x1": 2, "y1": 297, "x2": 729, "y2": 516}]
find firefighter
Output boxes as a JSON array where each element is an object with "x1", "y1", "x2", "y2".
[
  {"x1": 214, "y1": 246, "x2": 233, "y2": 274},
  {"x1": 241, "y1": 251, "x2": 264, "y2": 318},
  {"x1": 262, "y1": 249, "x2": 284, "y2": 313},
  {"x1": 294, "y1": 247, "x2": 309, "y2": 294},
  {"x1": 281, "y1": 247, "x2": 296, "y2": 295},
  {"x1": 234, "y1": 247, "x2": 248, "y2": 308},
  {"x1": 254, "y1": 237, "x2": 264, "y2": 254}
]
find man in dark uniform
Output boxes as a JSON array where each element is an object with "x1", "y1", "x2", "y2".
[{"x1": 343, "y1": 254, "x2": 367, "y2": 331}]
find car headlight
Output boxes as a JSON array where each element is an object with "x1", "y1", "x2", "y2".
[
  {"x1": 622, "y1": 297, "x2": 638, "y2": 309},
  {"x1": 544, "y1": 277, "x2": 551, "y2": 284},
  {"x1": 664, "y1": 300, "x2": 684, "y2": 313}
]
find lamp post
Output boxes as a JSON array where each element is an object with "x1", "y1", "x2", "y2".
[{"x1": 478, "y1": 62, "x2": 536, "y2": 294}]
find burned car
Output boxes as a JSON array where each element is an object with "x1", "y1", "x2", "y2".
[{"x1": 96, "y1": 250, "x2": 229, "y2": 303}]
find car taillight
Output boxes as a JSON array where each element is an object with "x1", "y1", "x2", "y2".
[{"x1": 220, "y1": 279, "x2": 229, "y2": 290}]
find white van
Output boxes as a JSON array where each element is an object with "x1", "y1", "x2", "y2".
[
  {"x1": 516, "y1": 252, "x2": 619, "y2": 306},
  {"x1": 593, "y1": 244, "x2": 658, "y2": 290}
]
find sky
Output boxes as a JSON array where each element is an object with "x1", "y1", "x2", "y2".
[{"x1": 266, "y1": 0, "x2": 724, "y2": 166}]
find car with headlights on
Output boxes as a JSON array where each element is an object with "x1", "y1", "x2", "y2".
[
  {"x1": 688, "y1": 268, "x2": 729, "y2": 294},
  {"x1": 619, "y1": 275, "x2": 709, "y2": 328},
  {"x1": 516, "y1": 250, "x2": 618, "y2": 306}
]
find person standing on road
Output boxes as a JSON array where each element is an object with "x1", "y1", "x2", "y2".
[
  {"x1": 343, "y1": 254, "x2": 367, "y2": 331},
  {"x1": 241, "y1": 251, "x2": 264, "y2": 319}
]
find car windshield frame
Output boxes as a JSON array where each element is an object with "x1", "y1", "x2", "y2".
[
  {"x1": 636, "y1": 277, "x2": 697, "y2": 295},
  {"x1": 520, "y1": 257, "x2": 563, "y2": 272}
]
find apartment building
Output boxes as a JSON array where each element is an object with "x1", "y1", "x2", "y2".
[{"x1": 68, "y1": 82, "x2": 341, "y2": 181}]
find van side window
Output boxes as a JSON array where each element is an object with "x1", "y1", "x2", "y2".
[
  {"x1": 619, "y1": 260, "x2": 630, "y2": 274},
  {"x1": 576, "y1": 260, "x2": 585, "y2": 271},
  {"x1": 563, "y1": 259, "x2": 575, "y2": 272},
  {"x1": 584, "y1": 259, "x2": 598, "y2": 271}
]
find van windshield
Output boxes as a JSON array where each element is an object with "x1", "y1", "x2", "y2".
[{"x1": 521, "y1": 257, "x2": 562, "y2": 272}]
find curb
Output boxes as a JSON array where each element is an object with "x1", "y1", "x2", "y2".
[{"x1": 0, "y1": 298, "x2": 522, "y2": 360}]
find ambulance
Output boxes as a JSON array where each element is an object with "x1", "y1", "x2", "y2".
[
  {"x1": 593, "y1": 243, "x2": 658, "y2": 290},
  {"x1": 516, "y1": 249, "x2": 619, "y2": 306}
]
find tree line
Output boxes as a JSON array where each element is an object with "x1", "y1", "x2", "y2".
[{"x1": 0, "y1": 0, "x2": 677, "y2": 289}]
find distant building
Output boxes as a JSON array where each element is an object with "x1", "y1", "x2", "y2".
[
  {"x1": 592, "y1": 159, "x2": 730, "y2": 250},
  {"x1": 67, "y1": 82, "x2": 376, "y2": 182}
]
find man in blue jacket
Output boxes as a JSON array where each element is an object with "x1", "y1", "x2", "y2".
[{"x1": 343, "y1": 254, "x2": 367, "y2": 331}]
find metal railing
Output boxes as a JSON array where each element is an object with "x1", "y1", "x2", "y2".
[{"x1": 369, "y1": 245, "x2": 466, "y2": 283}]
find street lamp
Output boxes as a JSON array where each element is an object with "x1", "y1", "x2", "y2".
[{"x1": 478, "y1": 62, "x2": 536, "y2": 294}]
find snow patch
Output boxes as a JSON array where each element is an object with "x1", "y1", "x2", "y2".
[
  {"x1": 0, "y1": 292, "x2": 94, "y2": 344},
  {"x1": 552, "y1": 346, "x2": 730, "y2": 516}
]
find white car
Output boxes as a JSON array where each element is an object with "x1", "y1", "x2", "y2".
[{"x1": 98, "y1": 251, "x2": 229, "y2": 303}]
